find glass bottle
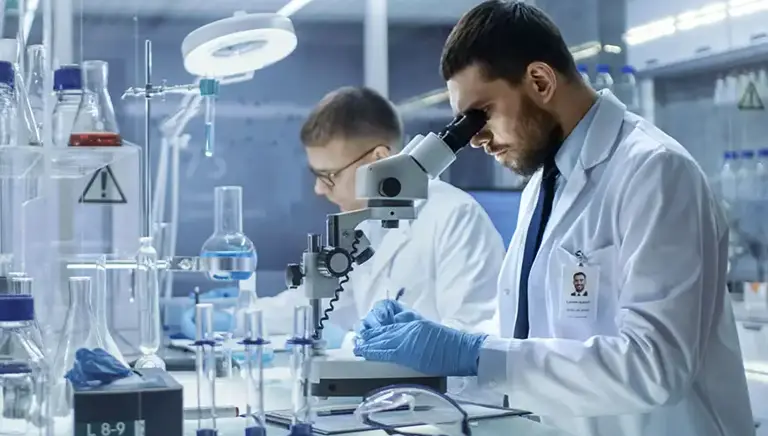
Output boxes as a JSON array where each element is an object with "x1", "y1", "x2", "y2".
[
  {"x1": 0, "y1": 60, "x2": 17, "y2": 147},
  {"x1": 200, "y1": 186, "x2": 257, "y2": 281},
  {"x1": 52, "y1": 65, "x2": 82, "y2": 148},
  {"x1": 133, "y1": 237, "x2": 165, "y2": 370},
  {"x1": 0, "y1": 291, "x2": 45, "y2": 435},
  {"x1": 24, "y1": 45, "x2": 44, "y2": 139},
  {"x1": 289, "y1": 306, "x2": 314, "y2": 434},
  {"x1": 68, "y1": 60, "x2": 121, "y2": 147},
  {"x1": 94, "y1": 257, "x2": 126, "y2": 367}
]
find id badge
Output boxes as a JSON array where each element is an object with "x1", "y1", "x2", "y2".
[{"x1": 559, "y1": 251, "x2": 599, "y2": 321}]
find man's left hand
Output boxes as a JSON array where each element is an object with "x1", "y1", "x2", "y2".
[{"x1": 353, "y1": 319, "x2": 487, "y2": 376}]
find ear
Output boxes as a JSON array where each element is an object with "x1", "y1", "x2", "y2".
[
  {"x1": 372, "y1": 145, "x2": 392, "y2": 160},
  {"x1": 525, "y1": 62, "x2": 557, "y2": 105}
]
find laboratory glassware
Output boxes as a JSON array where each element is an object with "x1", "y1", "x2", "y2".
[
  {"x1": 200, "y1": 78, "x2": 218, "y2": 158},
  {"x1": 94, "y1": 257, "x2": 127, "y2": 366},
  {"x1": 0, "y1": 60, "x2": 17, "y2": 146},
  {"x1": 355, "y1": 385, "x2": 471, "y2": 436},
  {"x1": 194, "y1": 303, "x2": 218, "y2": 435},
  {"x1": 577, "y1": 64, "x2": 590, "y2": 88},
  {"x1": 68, "y1": 60, "x2": 121, "y2": 147},
  {"x1": 51, "y1": 277, "x2": 101, "y2": 418},
  {"x1": 52, "y1": 65, "x2": 82, "y2": 148},
  {"x1": 6, "y1": 276, "x2": 44, "y2": 353},
  {"x1": 242, "y1": 309, "x2": 268, "y2": 435},
  {"x1": 0, "y1": 290, "x2": 45, "y2": 436},
  {"x1": 200, "y1": 186, "x2": 257, "y2": 281},
  {"x1": 24, "y1": 45, "x2": 44, "y2": 137},
  {"x1": 288, "y1": 305, "x2": 314, "y2": 436},
  {"x1": 593, "y1": 64, "x2": 614, "y2": 92},
  {"x1": 617, "y1": 66, "x2": 639, "y2": 113},
  {"x1": 134, "y1": 237, "x2": 165, "y2": 370}
]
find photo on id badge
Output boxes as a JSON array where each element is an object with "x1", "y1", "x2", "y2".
[{"x1": 560, "y1": 253, "x2": 598, "y2": 320}]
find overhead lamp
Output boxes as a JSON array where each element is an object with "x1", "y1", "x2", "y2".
[{"x1": 182, "y1": 12, "x2": 297, "y2": 77}]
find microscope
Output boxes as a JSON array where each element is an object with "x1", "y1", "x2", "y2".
[{"x1": 285, "y1": 109, "x2": 487, "y2": 398}]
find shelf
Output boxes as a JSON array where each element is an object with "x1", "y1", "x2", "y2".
[
  {"x1": 637, "y1": 41, "x2": 768, "y2": 80},
  {"x1": 0, "y1": 142, "x2": 140, "y2": 179}
]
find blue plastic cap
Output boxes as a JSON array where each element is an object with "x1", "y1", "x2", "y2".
[
  {"x1": 621, "y1": 65, "x2": 636, "y2": 74},
  {"x1": 0, "y1": 295, "x2": 34, "y2": 321},
  {"x1": 0, "y1": 61, "x2": 14, "y2": 88},
  {"x1": 577, "y1": 64, "x2": 588, "y2": 73},
  {"x1": 245, "y1": 427, "x2": 267, "y2": 436},
  {"x1": 54, "y1": 65, "x2": 82, "y2": 91},
  {"x1": 596, "y1": 64, "x2": 611, "y2": 73},
  {"x1": 723, "y1": 151, "x2": 733, "y2": 160},
  {"x1": 758, "y1": 149, "x2": 768, "y2": 157},
  {"x1": 288, "y1": 423, "x2": 313, "y2": 436},
  {"x1": 741, "y1": 150, "x2": 755, "y2": 159}
]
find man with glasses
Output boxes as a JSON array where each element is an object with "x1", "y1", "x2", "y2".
[{"x1": 254, "y1": 86, "x2": 505, "y2": 346}]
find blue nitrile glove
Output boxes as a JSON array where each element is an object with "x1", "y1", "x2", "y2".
[
  {"x1": 359, "y1": 300, "x2": 424, "y2": 333},
  {"x1": 65, "y1": 348, "x2": 133, "y2": 388},
  {"x1": 353, "y1": 320, "x2": 487, "y2": 377}
]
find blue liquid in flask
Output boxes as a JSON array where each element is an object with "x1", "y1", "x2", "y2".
[{"x1": 200, "y1": 250, "x2": 257, "y2": 281}]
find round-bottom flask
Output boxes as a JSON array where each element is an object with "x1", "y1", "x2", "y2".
[{"x1": 200, "y1": 186, "x2": 257, "y2": 281}]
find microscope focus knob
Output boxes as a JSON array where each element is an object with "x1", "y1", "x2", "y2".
[
  {"x1": 318, "y1": 248, "x2": 353, "y2": 278},
  {"x1": 379, "y1": 177, "x2": 401, "y2": 197},
  {"x1": 285, "y1": 263, "x2": 303, "y2": 288}
]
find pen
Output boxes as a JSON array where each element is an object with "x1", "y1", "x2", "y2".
[
  {"x1": 395, "y1": 288, "x2": 405, "y2": 301},
  {"x1": 315, "y1": 404, "x2": 432, "y2": 417}
]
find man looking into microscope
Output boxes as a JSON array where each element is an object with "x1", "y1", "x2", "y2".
[{"x1": 254, "y1": 86, "x2": 505, "y2": 345}]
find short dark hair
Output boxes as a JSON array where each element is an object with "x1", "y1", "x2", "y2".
[
  {"x1": 573, "y1": 272, "x2": 586, "y2": 280},
  {"x1": 300, "y1": 87, "x2": 403, "y2": 149},
  {"x1": 440, "y1": 1, "x2": 577, "y2": 84}
]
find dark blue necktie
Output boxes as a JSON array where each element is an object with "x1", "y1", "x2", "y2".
[{"x1": 513, "y1": 162, "x2": 559, "y2": 339}]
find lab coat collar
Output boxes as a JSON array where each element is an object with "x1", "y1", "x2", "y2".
[
  {"x1": 555, "y1": 98, "x2": 599, "y2": 182},
  {"x1": 578, "y1": 90, "x2": 626, "y2": 171}
]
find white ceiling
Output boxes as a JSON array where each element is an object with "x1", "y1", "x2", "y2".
[{"x1": 75, "y1": 0, "x2": 483, "y2": 23}]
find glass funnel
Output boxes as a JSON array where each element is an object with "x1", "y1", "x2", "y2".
[
  {"x1": 200, "y1": 186, "x2": 257, "y2": 281},
  {"x1": 68, "y1": 60, "x2": 121, "y2": 147}
]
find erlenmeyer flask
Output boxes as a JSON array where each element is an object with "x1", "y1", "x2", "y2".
[
  {"x1": 68, "y1": 60, "x2": 121, "y2": 147},
  {"x1": 200, "y1": 186, "x2": 257, "y2": 281},
  {"x1": 50, "y1": 277, "x2": 101, "y2": 418},
  {"x1": 94, "y1": 257, "x2": 127, "y2": 367},
  {"x1": 24, "y1": 45, "x2": 44, "y2": 137}
]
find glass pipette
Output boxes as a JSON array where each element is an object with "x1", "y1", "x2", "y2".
[
  {"x1": 242, "y1": 309, "x2": 269, "y2": 436},
  {"x1": 287, "y1": 305, "x2": 314, "y2": 436},
  {"x1": 194, "y1": 303, "x2": 218, "y2": 436}
]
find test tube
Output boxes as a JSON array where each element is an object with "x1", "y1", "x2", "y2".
[
  {"x1": 195, "y1": 303, "x2": 218, "y2": 435},
  {"x1": 200, "y1": 78, "x2": 219, "y2": 158},
  {"x1": 134, "y1": 237, "x2": 164, "y2": 369},
  {"x1": 289, "y1": 306, "x2": 314, "y2": 435},
  {"x1": 243, "y1": 310, "x2": 267, "y2": 436}
]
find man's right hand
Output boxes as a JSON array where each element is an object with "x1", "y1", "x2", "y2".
[{"x1": 358, "y1": 299, "x2": 424, "y2": 332}]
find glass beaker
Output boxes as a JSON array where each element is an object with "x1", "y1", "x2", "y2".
[
  {"x1": 68, "y1": 60, "x2": 121, "y2": 147},
  {"x1": 200, "y1": 186, "x2": 257, "y2": 281}
]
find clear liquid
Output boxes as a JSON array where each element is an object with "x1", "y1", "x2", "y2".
[
  {"x1": 0, "y1": 367, "x2": 33, "y2": 435},
  {"x1": 200, "y1": 250, "x2": 256, "y2": 281}
]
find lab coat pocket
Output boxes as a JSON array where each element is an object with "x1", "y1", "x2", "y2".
[{"x1": 553, "y1": 245, "x2": 618, "y2": 339}]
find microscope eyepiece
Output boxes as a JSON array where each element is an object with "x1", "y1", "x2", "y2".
[{"x1": 439, "y1": 109, "x2": 487, "y2": 153}]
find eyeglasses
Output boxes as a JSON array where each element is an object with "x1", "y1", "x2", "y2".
[
  {"x1": 309, "y1": 145, "x2": 389, "y2": 188},
  {"x1": 355, "y1": 384, "x2": 471, "y2": 436}
]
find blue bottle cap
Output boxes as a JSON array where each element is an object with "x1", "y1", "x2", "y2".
[
  {"x1": 288, "y1": 423, "x2": 313, "y2": 436},
  {"x1": 245, "y1": 427, "x2": 267, "y2": 436},
  {"x1": 741, "y1": 150, "x2": 755, "y2": 159},
  {"x1": 723, "y1": 151, "x2": 733, "y2": 160},
  {"x1": 0, "y1": 61, "x2": 14, "y2": 88},
  {"x1": 0, "y1": 295, "x2": 34, "y2": 322},
  {"x1": 577, "y1": 64, "x2": 588, "y2": 73},
  {"x1": 54, "y1": 65, "x2": 82, "y2": 91},
  {"x1": 759, "y1": 149, "x2": 768, "y2": 157},
  {"x1": 596, "y1": 64, "x2": 611, "y2": 73},
  {"x1": 621, "y1": 65, "x2": 636, "y2": 74}
]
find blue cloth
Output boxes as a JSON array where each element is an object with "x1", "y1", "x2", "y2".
[
  {"x1": 353, "y1": 320, "x2": 487, "y2": 376},
  {"x1": 65, "y1": 348, "x2": 133, "y2": 388},
  {"x1": 514, "y1": 162, "x2": 559, "y2": 340},
  {"x1": 359, "y1": 299, "x2": 423, "y2": 332}
]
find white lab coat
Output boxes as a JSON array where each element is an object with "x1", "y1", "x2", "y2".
[
  {"x1": 256, "y1": 179, "x2": 505, "y2": 337},
  {"x1": 464, "y1": 91, "x2": 754, "y2": 436}
]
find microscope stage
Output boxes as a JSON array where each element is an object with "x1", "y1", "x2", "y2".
[{"x1": 310, "y1": 350, "x2": 446, "y2": 397}]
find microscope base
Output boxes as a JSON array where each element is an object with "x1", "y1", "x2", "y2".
[{"x1": 310, "y1": 352, "x2": 446, "y2": 398}]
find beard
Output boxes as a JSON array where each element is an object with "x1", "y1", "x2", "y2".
[{"x1": 497, "y1": 94, "x2": 564, "y2": 176}]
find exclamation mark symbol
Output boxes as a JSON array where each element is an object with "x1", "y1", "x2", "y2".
[{"x1": 101, "y1": 170, "x2": 108, "y2": 199}]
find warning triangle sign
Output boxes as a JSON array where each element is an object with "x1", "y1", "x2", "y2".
[
  {"x1": 737, "y1": 81, "x2": 764, "y2": 110},
  {"x1": 79, "y1": 165, "x2": 127, "y2": 204}
]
